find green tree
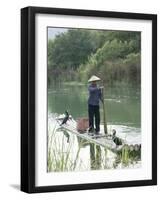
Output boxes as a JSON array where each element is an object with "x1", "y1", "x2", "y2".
[
  {"x1": 48, "y1": 29, "x2": 98, "y2": 71},
  {"x1": 48, "y1": 29, "x2": 141, "y2": 86}
]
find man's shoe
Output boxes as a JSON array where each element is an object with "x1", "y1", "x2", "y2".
[
  {"x1": 94, "y1": 129, "x2": 100, "y2": 135},
  {"x1": 95, "y1": 131, "x2": 100, "y2": 135},
  {"x1": 88, "y1": 127, "x2": 94, "y2": 133}
]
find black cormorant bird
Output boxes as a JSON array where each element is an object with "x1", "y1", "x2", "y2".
[
  {"x1": 60, "y1": 111, "x2": 69, "y2": 125},
  {"x1": 112, "y1": 129, "x2": 123, "y2": 146}
]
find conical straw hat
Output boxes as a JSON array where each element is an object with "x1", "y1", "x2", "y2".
[{"x1": 88, "y1": 75, "x2": 101, "y2": 83}]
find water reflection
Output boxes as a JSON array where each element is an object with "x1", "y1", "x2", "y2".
[
  {"x1": 48, "y1": 84, "x2": 141, "y2": 127},
  {"x1": 47, "y1": 82, "x2": 141, "y2": 172},
  {"x1": 48, "y1": 120, "x2": 141, "y2": 172},
  {"x1": 90, "y1": 144, "x2": 102, "y2": 170},
  {"x1": 62, "y1": 130, "x2": 70, "y2": 143}
]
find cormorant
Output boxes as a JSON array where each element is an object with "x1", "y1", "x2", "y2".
[
  {"x1": 112, "y1": 129, "x2": 123, "y2": 146},
  {"x1": 60, "y1": 111, "x2": 69, "y2": 125}
]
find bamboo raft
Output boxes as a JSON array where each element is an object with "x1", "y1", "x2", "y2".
[{"x1": 56, "y1": 115, "x2": 141, "y2": 154}]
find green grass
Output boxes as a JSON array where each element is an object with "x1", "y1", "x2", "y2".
[
  {"x1": 113, "y1": 144, "x2": 141, "y2": 168},
  {"x1": 48, "y1": 124, "x2": 141, "y2": 172},
  {"x1": 48, "y1": 126, "x2": 88, "y2": 172}
]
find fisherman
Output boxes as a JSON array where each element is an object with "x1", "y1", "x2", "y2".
[{"x1": 88, "y1": 75, "x2": 103, "y2": 135}]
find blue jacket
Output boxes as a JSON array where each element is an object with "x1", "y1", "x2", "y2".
[{"x1": 88, "y1": 85, "x2": 102, "y2": 106}]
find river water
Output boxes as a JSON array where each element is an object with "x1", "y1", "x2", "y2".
[{"x1": 48, "y1": 83, "x2": 141, "y2": 172}]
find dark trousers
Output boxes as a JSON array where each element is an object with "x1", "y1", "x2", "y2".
[{"x1": 88, "y1": 104, "x2": 100, "y2": 132}]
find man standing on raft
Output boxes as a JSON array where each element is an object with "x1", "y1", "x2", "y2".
[{"x1": 88, "y1": 75, "x2": 103, "y2": 135}]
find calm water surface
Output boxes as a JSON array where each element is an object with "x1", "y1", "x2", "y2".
[
  {"x1": 48, "y1": 84, "x2": 141, "y2": 127},
  {"x1": 48, "y1": 84, "x2": 141, "y2": 172}
]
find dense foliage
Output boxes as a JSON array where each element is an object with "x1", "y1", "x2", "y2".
[{"x1": 48, "y1": 29, "x2": 141, "y2": 85}]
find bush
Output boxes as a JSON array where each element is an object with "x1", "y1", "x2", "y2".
[{"x1": 78, "y1": 39, "x2": 141, "y2": 85}]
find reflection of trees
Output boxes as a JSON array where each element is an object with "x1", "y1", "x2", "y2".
[
  {"x1": 48, "y1": 84, "x2": 141, "y2": 127},
  {"x1": 90, "y1": 144, "x2": 102, "y2": 170},
  {"x1": 77, "y1": 137, "x2": 89, "y2": 148},
  {"x1": 113, "y1": 145, "x2": 141, "y2": 168},
  {"x1": 77, "y1": 137, "x2": 102, "y2": 170},
  {"x1": 48, "y1": 85, "x2": 88, "y2": 118},
  {"x1": 103, "y1": 85, "x2": 141, "y2": 127},
  {"x1": 62, "y1": 130, "x2": 70, "y2": 143}
]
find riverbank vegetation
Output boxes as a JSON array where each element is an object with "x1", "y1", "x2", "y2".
[
  {"x1": 48, "y1": 124, "x2": 141, "y2": 172},
  {"x1": 48, "y1": 29, "x2": 141, "y2": 86}
]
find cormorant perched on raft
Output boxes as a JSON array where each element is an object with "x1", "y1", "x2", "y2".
[
  {"x1": 112, "y1": 129, "x2": 123, "y2": 146},
  {"x1": 60, "y1": 111, "x2": 69, "y2": 125}
]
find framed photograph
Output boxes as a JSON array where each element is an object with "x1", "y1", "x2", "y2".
[{"x1": 21, "y1": 6, "x2": 157, "y2": 193}]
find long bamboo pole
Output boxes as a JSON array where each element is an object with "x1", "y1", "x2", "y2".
[{"x1": 101, "y1": 87, "x2": 108, "y2": 134}]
